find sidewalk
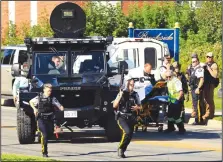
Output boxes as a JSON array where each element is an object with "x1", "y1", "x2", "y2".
[
  {"x1": 185, "y1": 107, "x2": 222, "y2": 116},
  {"x1": 185, "y1": 107, "x2": 222, "y2": 129}
]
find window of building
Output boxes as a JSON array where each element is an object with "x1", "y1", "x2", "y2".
[{"x1": 144, "y1": 47, "x2": 157, "y2": 70}]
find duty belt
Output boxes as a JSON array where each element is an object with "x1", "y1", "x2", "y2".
[
  {"x1": 39, "y1": 112, "x2": 54, "y2": 120},
  {"x1": 119, "y1": 112, "x2": 133, "y2": 119}
]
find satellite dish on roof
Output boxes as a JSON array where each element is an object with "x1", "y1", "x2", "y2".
[{"x1": 50, "y1": 2, "x2": 86, "y2": 38}]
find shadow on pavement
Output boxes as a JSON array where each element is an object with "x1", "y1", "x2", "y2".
[
  {"x1": 133, "y1": 130, "x2": 221, "y2": 141},
  {"x1": 127, "y1": 150, "x2": 216, "y2": 158}
]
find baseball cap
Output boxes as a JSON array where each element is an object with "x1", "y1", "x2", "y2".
[
  {"x1": 206, "y1": 52, "x2": 213, "y2": 57},
  {"x1": 191, "y1": 53, "x2": 198, "y2": 58}
]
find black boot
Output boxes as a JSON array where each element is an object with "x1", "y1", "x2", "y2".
[
  {"x1": 164, "y1": 122, "x2": 176, "y2": 133},
  {"x1": 42, "y1": 153, "x2": 48, "y2": 158},
  {"x1": 177, "y1": 122, "x2": 186, "y2": 135},
  {"x1": 118, "y1": 148, "x2": 126, "y2": 158},
  {"x1": 42, "y1": 145, "x2": 48, "y2": 157}
]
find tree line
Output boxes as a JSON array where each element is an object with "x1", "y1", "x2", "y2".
[{"x1": 1, "y1": 1, "x2": 222, "y2": 76}]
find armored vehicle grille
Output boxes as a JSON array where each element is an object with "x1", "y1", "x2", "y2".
[{"x1": 53, "y1": 90, "x2": 95, "y2": 108}]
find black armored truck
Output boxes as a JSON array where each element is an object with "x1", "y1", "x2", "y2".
[{"x1": 11, "y1": 2, "x2": 128, "y2": 144}]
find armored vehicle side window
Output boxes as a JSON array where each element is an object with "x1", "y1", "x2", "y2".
[
  {"x1": 144, "y1": 47, "x2": 157, "y2": 69},
  {"x1": 72, "y1": 51, "x2": 105, "y2": 74},
  {"x1": 34, "y1": 53, "x2": 67, "y2": 75},
  {"x1": 18, "y1": 50, "x2": 28, "y2": 65},
  {"x1": 1, "y1": 49, "x2": 15, "y2": 65}
]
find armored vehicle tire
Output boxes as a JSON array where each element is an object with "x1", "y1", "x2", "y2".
[
  {"x1": 17, "y1": 108, "x2": 36, "y2": 144},
  {"x1": 105, "y1": 116, "x2": 121, "y2": 142}
]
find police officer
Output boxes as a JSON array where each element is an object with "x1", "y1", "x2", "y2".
[
  {"x1": 164, "y1": 70, "x2": 186, "y2": 134},
  {"x1": 172, "y1": 61, "x2": 189, "y2": 122},
  {"x1": 29, "y1": 83, "x2": 64, "y2": 157},
  {"x1": 113, "y1": 79, "x2": 141, "y2": 158},
  {"x1": 159, "y1": 55, "x2": 174, "y2": 81},
  {"x1": 203, "y1": 52, "x2": 219, "y2": 119},
  {"x1": 186, "y1": 57, "x2": 206, "y2": 125},
  {"x1": 13, "y1": 62, "x2": 29, "y2": 105},
  {"x1": 125, "y1": 63, "x2": 156, "y2": 101}
]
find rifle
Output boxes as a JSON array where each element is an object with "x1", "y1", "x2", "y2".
[{"x1": 119, "y1": 64, "x2": 125, "y2": 91}]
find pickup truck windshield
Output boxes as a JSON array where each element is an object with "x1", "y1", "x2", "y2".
[
  {"x1": 34, "y1": 52, "x2": 67, "y2": 75},
  {"x1": 72, "y1": 51, "x2": 105, "y2": 74}
]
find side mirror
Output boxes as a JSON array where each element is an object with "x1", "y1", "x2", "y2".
[
  {"x1": 118, "y1": 61, "x2": 128, "y2": 74},
  {"x1": 11, "y1": 63, "x2": 21, "y2": 77}
]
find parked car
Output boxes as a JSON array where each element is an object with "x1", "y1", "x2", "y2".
[{"x1": 1, "y1": 45, "x2": 28, "y2": 95}]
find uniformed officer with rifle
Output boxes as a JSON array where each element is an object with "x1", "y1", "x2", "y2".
[
  {"x1": 29, "y1": 83, "x2": 64, "y2": 157},
  {"x1": 113, "y1": 78, "x2": 141, "y2": 158}
]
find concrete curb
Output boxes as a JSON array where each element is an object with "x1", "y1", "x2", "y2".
[
  {"x1": 1, "y1": 98, "x2": 14, "y2": 107},
  {"x1": 188, "y1": 118, "x2": 222, "y2": 129}
]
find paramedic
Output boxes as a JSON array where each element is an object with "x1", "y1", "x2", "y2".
[{"x1": 165, "y1": 70, "x2": 186, "y2": 134}]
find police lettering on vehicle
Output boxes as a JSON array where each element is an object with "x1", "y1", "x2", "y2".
[{"x1": 60, "y1": 87, "x2": 81, "y2": 90}]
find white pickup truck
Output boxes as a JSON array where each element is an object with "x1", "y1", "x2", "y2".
[{"x1": 1, "y1": 45, "x2": 28, "y2": 95}]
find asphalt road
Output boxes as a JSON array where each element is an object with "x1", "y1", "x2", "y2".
[{"x1": 1, "y1": 106, "x2": 222, "y2": 161}]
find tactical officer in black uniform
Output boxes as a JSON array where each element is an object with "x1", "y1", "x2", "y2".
[
  {"x1": 29, "y1": 83, "x2": 64, "y2": 157},
  {"x1": 113, "y1": 79, "x2": 141, "y2": 158}
]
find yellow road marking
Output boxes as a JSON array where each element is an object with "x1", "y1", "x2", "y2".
[
  {"x1": 132, "y1": 139, "x2": 221, "y2": 152},
  {"x1": 1, "y1": 126, "x2": 16, "y2": 130}
]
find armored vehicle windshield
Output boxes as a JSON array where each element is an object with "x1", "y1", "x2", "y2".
[
  {"x1": 72, "y1": 50, "x2": 105, "y2": 75},
  {"x1": 34, "y1": 52, "x2": 67, "y2": 76}
]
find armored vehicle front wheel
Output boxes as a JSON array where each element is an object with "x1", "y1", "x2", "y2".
[
  {"x1": 105, "y1": 116, "x2": 121, "y2": 142},
  {"x1": 17, "y1": 108, "x2": 36, "y2": 144}
]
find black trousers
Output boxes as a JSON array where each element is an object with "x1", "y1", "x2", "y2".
[
  {"x1": 191, "y1": 89, "x2": 206, "y2": 123},
  {"x1": 117, "y1": 116, "x2": 135, "y2": 151},
  {"x1": 167, "y1": 102, "x2": 185, "y2": 131},
  {"x1": 37, "y1": 118, "x2": 54, "y2": 154}
]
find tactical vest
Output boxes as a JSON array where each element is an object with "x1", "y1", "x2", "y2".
[
  {"x1": 118, "y1": 91, "x2": 138, "y2": 115},
  {"x1": 38, "y1": 93, "x2": 54, "y2": 113},
  {"x1": 188, "y1": 66, "x2": 200, "y2": 90},
  {"x1": 204, "y1": 62, "x2": 218, "y2": 85},
  {"x1": 167, "y1": 77, "x2": 181, "y2": 104}
]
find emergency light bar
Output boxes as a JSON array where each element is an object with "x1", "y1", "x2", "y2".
[{"x1": 27, "y1": 37, "x2": 112, "y2": 45}]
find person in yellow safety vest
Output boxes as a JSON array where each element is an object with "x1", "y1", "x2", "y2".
[{"x1": 164, "y1": 70, "x2": 186, "y2": 134}]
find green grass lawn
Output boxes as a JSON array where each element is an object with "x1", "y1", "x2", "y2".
[
  {"x1": 213, "y1": 116, "x2": 222, "y2": 121},
  {"x1": 184, "y1": 84, "x2": 222, "y2": 111},
  {"x1": 1, "y1": 153, "x2": 58, "y2": 161}
]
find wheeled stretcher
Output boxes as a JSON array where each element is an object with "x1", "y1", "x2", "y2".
[{"x1": 135, "y1": 81, "x2": 169, "y2": 132}]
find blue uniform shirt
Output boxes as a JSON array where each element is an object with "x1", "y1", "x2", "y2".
[{"x1": 12, "y1": 76, "x2": 29, "y2": 97}]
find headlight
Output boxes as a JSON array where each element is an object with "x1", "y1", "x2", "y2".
[{"x1": 104, "y1": 101, "x2": 108, "y2": 105}]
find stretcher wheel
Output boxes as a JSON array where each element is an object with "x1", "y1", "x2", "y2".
[
  {"x1": 158, "y1": 126, "x2": 163, "y2": 132},
  {"x1": 142, "y1": 126, "x2": 147, "y2": 132}
]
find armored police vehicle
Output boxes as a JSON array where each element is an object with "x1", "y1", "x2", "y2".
[{"x1": 11, "y1": 2, "x2": 126, "y2": 144}]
